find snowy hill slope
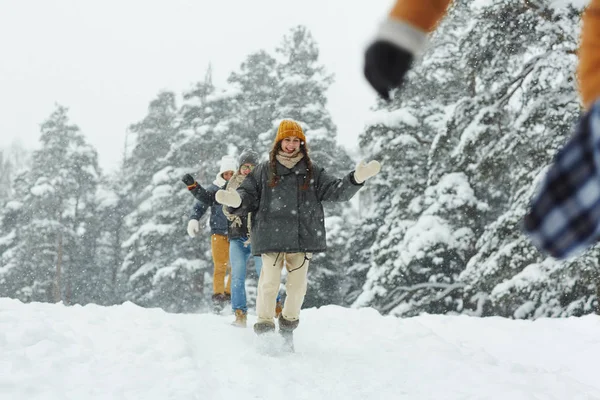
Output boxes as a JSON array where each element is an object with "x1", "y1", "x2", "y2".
[{"x1": 1, "y1": 298, "x2": 600, "y2": 399}]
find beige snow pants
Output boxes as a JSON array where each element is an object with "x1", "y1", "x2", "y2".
[{"x1": 256, "y1": 252, "x2": 311, "y2": 323}]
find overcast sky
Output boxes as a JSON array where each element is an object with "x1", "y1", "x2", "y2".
[{"x1": 0, "y1": 0, "x2": 392, "y2": 172}]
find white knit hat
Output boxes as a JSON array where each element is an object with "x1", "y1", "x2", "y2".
[{"x1": 219, "y1": 155, "x2": 237, "y2": 177}]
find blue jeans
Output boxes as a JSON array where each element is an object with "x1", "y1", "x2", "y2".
[{"x1": 229, "y1": 238, "x2": 263, "y2": 313}]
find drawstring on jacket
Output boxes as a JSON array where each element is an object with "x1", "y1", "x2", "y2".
[
  {"x1": 287, "y1": 253, "x2": 311, "y2": 273},
  {"x1": 272, "y1": 252, "x2": 311, "y2": 272},
  {"x1": 272, "y1": 252, "x2": 281, "y2": 267}
]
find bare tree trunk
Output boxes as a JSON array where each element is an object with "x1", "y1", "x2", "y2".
[
  {"x1": 112, "y1": 246, "x2": 118, "y2": 287},
  {"x1": 193, "y1": 270, "x2": 204, "y2": 296},
  {"x1": 596, "y1": 274, "x2": 600, "y2": 316},
  {"x1": 54, "y1": 228, "x2": 63, "y2": 303},
  {"x1": 469, "y1": 70, "x2": 476, "y2": 97},
  {"x1": 122, "y1": 128, "x2": 131, "y2": 171},
  {"x1": 65, "y1": 275, "x2": 71, "y2": 306},
  {"x1": 113, "y1": 212, "x2": 122, "y2": 288},
  {"x1": 111, "y1": 233, "x2": 120, "y2": 304},
  {"x1": 73, "y1": 195, "x2": 80, "y2": 231}
]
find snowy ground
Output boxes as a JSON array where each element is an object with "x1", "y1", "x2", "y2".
[{"x1": 2, "y1": 298, "x2": 600, "y2": 400}]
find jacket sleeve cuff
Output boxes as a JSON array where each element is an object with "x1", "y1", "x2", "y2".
[
  {"x1": 226, "y1": 206, "x2": 241, "y2": 214},
  {"x1": 376, "y1": 18, "x2": 428, "y2": 55},
  {"x1": 349, "y1": 171, "x2": 364, "y2": 186}
]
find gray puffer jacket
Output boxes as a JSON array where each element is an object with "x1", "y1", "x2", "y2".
[{"x1": 229, "y1": 158, "x2": 363, "y2": 255}]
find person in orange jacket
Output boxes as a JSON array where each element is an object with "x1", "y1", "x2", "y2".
[{"x1": 364, "y1": 1, "x2": 600, "y2": 259}]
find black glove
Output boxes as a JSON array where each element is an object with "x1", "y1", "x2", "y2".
[
  {"x1": 364, "y1": 40, "x2": 414, "y2": 101},
  {"x1": 182, "y1": 174, "x2": 196, "y2": 187}
]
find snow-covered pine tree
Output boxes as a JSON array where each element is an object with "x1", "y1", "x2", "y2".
[
  {"x1": 227, "y1": 50, "x2": 280, "y2": 155},
  {"x1": 456, "y1": 2, "x2": 589, "y2": 317},
  {"x1": 0, "y1": 142, "x2": 30, "y2": 204},
  {"x1": 0, "y1": 151, "x2": 13, "y2": 203},
  {"x1": 358, "y1": 0, "x2": 591, "y2": 318},
  {"x1": 145, "y1": 74, "x2": 238, "y2": 312},
  {"x1": 0, "y1": 174, "x2": 25, "y2": 298},
  {"x1": 354, "y1": 0, "x2": 479, "y2": 315},
  {"x1": 274, "y1": 26, "x2": 351, "y2": 170},
  {"x1": 120, "y1": 91, "x2": 183, "y2": 308},
  {"x1": 91, "y1": 126, "x2": 141, "y2": 306},
  {"x1": 121, "y1": 70, "x2": 242, "y2": 312},
  {"x1": 127, "y1": 92, "x2": 180, "y2": 184},
  {"x1": 90, "y1": 175, "x2": 132, "y2": 305},
  {"x1": 0, "y1": 105, "x2": 101, "y2": 304}
]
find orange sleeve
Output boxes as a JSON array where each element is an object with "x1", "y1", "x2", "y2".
[
  {"x1": 389, "y1": 0, "x2": 453, "y2": 32},
  {"x1": 578, "y1": 0, "x2": 600, "y2": 109}
]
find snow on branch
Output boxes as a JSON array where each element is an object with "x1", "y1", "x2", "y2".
[{"x1": 366, "y1": 108, "x2": 419, "y2": 129}]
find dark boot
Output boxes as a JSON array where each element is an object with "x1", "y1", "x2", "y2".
[
  {"x1": 211, "y1": 293, "x2": 226, "y2": 314},
  {"x1": 253, "y1": 320, "x2": 276, "y2": 335},
  {"x1": 278, "y1": 315, "x2": 299, "y2": 353},
  {"x1": 278, "y1": 314, "x2": 299, "y2": 331}
]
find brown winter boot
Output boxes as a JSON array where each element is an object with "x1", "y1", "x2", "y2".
[
  {"x1": 253, "y1": 320, "x2": 276, "y2": 335},
  {"x1": 231, "y1": 309, "x2": 247, "y2": 328}
]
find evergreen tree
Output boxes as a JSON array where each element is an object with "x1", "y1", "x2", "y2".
[
  {"x1": 121, "y1": 73, "x2": 242, "y2": 311},
  {"x1": 355, "y1": 1, "x2": 592, "y2": 318},
  {"x1": 127, "y1": 91, "x2": 179, "y2": 183},
  {"x1": 227, "y1": 50, "x2": 280, "y2": 154},
  {"x1": 91, "y1": 176, "x2": 132, "y2": 305},
  {"x1": 353, "y1": 1, "x2": 476, "y2": 314},
  {"x1": 451, "y1": 1, "x2": 585, "y2": 317},
  {"x1": 121, "y1": 91, "x2": 183, "y2": 308},
  {"x1": 0, "y1": 142, "x2": 30, "y2": 205},
  {"x1": 0, "y1": 105, "x2": 101, "y2": 304},
  {"x1": 0, "y1": 151, "x2": 13, "y2": 203},
  {"x1": 0, "y1": 184, "x2": 25, "y2": 298}
]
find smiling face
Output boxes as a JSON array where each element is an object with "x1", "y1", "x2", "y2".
[
  {"x1": 240, "y1": 163, "x2": 255, "y2": 176},
  {"x1": 281, "y1": 136, "x2": 301, "y2": 154},
  {"x1": 222, "y1": 170, "x2": 234, "y2": 181}
]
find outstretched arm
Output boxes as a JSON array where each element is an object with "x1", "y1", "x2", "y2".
[
  {"x1": 388, "y1": 0, "x2": 453, "y2": 33},
  {"x1": 317, "y1": 160, "x2": 381, "y2": 202},
  {"x1": 316, "y1": 169, "x2": 360, "y2": 202},
  {"x1": 186, "y1": 201, "x2": 207, "y2": 237},
  {"x1": 190, "y1": 200, "x2": 208, "y2": 221},
  {"x1": 182, "y1": 174, "x2": 218, "y2": 206},
  {"x1": 365, "y1": 0, "x2": 453, "y2": 100}
]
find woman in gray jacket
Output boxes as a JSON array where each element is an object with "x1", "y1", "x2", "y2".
[{"x1": 216, "y1": 119, "x2": 380, "y2": 350}]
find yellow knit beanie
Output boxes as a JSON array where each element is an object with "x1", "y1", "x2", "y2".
[{"x1": 274, "y1": 119, "x2": 306, "y2": 144}]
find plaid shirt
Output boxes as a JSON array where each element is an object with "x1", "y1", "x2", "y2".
[{"x1": 524, "y1": 101, "x2": 600, "y2": 259}]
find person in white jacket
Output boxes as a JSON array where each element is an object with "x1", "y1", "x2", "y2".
[{"x1": 183, "y1": 155, "x2": 237, "y2": 312}]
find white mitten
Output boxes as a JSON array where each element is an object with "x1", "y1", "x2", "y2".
[
  {"x1": 354, "y1": 160, "x2": 381, "y2": 184},
  {"x1": 187, "y1": 219, "x2": 200, "y2": 238},
  {"x1": 215, "y1": 189, "x2": 242, "y2": 208}
]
